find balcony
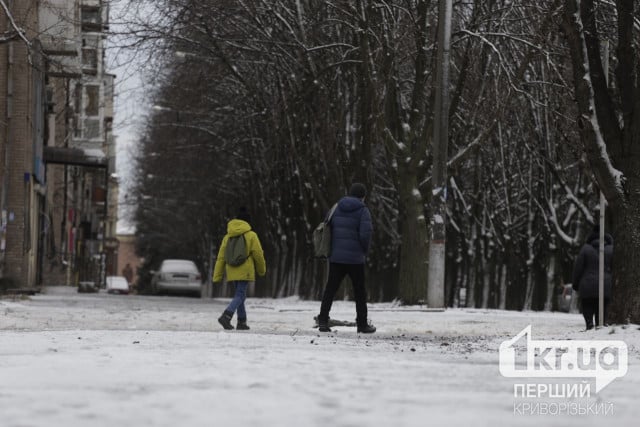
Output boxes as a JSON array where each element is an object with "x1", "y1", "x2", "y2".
[
  {"x1": 71, "y1": 116, "x2": 105, "y2": 150},
  {"x1": 39, "y1": 0, "x2": 81, "y2": 76},
  {"x1": 81, "y1": 0, "x2": 102, "y2": 7},
  {"x1": 103, "y1": 74, "x2": 115, "y2": 121},
  {"x1": 47, "y1": 54, "x2": 82, "y2": 79},
  {"x1": 81, "y1": 2, "x2": 109, "y2": 33},
  {"x1": 82, "y1": 46, "x2": 98, "y2": 75}
]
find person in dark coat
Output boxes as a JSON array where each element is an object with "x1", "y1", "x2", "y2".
[
  {"x1": 571, "y1": 225, "x2": 614, "y2": 330},
  {"x1": 317, "y1": 183, "x2": 376, "y2": 333}
]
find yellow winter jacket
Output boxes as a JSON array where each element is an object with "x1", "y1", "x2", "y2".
[{"x1": 212, "y1": 219, "x2": 266, "y2": 283}]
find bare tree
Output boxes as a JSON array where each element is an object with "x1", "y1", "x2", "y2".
[
  {"x1": 120, "y1": 0, "x2": 612, "y2": 312},
  {"x1": 0, "y1": 0, "x2": 32, "y2": 46},
  {"x1": 562, "y1": 0, "x2": 640, "y2": 323}
]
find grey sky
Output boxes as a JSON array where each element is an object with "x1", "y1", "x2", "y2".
[{"x1": 106, "y1": 0, "x2": 151, "y2": 233}]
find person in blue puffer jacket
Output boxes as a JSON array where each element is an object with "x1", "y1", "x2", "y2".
[{"x1": 317, "y1": 183, "x2": 376, "y2": 333}]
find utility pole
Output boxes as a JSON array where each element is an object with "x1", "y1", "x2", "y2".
[{"x1": 427, "y1": 0, "x2": 452, "y2": 308}]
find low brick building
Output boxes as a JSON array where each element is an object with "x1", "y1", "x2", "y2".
[{"x1": 116, "y1": 233, "x2": 141, "y2": 290}]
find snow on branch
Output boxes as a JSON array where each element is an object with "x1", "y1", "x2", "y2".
[
  {"x1": 0, "y1": 0, "x2": 31, "y2": 48},
  {"x1": 571, "y1": 0, "x2": 626, "y2": 201},
  {"x1": 419, "y1": 119, "x2": 498, "y2": 189},
  {"x1": 547, "y1": 200, "x2": 580, "y2": 247}
]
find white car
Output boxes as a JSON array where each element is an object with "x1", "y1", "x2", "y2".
[
  {"x1": 105, "y1": 276, "x2": 130, "y2": 295},
  {"x1": 151, "y1": 259, "x2": 202, "y2": 297}
]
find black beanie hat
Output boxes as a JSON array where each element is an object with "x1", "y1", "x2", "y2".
[
  {"x1": 236, "y1": 206, "x2": 251, "y2": 223},
  {"x1": 349, "y1": 183, "x2": 367, "y2": 199}
]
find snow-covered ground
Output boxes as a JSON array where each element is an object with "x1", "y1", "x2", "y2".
[{"x1": 1, "y1": 286, "x2": 638, "y2": 427}]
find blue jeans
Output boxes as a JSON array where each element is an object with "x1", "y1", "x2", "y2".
[{"x1": 226, "y1": 281, "x2": 249, "y2": 320}]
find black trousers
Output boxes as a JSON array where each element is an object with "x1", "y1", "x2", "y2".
[
  {"x1": 581, "y1": 297, "x2": 610, "y2": 327},
  {"x1": 319, "y1": 262, "x2": 368, "y2": 326}
]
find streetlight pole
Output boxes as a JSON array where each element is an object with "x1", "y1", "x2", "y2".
[{"x1": 427, "y1": 0, "x2": 452, "y2": 309}]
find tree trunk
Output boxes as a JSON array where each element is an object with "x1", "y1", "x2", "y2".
[
  {"x1": 396, "y1": 177, "x2": 430, "y2": 304},
  {"x1": 562, "y1": 0, "x2": 640, "y2": 323},
  {"x1": 609, "y1": 193, "x2": 640, "y2": 323},
  {"x1": 480, "y1": 238, "x2": 491, "y2": 309},
  {"x1": 451, "y1": 241, "x2": 465, "y2": 307},
  {"x1": 466, "y1": 229, "x2": 477, "y2": 308},
  {"x1": 498, "y1": 262, "x2": 507, "y2": 310},
  {"x1": 544, "y1": 250, "x2": 556, "y2": 311}
]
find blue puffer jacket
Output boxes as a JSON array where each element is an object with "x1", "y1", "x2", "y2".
[{"x1": 328, "y1": 196, "x2": 373, "y2": 264}]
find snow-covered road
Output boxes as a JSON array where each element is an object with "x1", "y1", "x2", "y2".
[{"x1": 1, "y1": 287, "x2": 638, "y2": 427}]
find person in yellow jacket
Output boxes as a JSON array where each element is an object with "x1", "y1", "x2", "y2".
[{"x1": 213, "y1": 207, "x2": 266, "y2": 330}]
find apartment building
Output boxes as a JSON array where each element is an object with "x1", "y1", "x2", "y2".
[
  {"x1": 0, "y1": 0, "x2": 117, "y2": 289},
  {"x1": 0, "y1": 1, "x2": 45, "y2": 289}
]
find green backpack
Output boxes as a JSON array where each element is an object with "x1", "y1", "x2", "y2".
[{"x1": 225, "y1": 233, "x2": 248, "y2": 266}]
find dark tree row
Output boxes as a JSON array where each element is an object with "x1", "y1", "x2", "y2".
[{"x1": 119, "y1": 0, "x2": 639, "y2": 320}]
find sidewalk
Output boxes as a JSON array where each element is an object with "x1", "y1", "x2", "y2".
[{"x1": 1, "y1": 288, "x2": 638, "y2": 427}]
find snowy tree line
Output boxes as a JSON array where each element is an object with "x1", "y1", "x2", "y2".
[{"x1": 116, "y1": 0, "x2": 639, "y2": 321}]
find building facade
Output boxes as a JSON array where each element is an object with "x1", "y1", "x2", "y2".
[
  {"x1": 0, "y1": 1, "x2": 45, "y2": 289},
  {"x1": 0, "y1": 0, "x2": 117, "y2": 290}
]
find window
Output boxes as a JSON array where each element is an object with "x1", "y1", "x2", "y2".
[
  {"x1": 82, "y1": 47, "x2": 97, "y2": 71},
  {"x1": 73, "y1": 115, "x2": 82, "y2": 138},
  {"x1": 82, "y1": 36, "x2": 99, "y2": 72},
  {"x1": 84, "y1": 118, "x2": 101, "y2": 140},
  {"x1": 85, "y1": 85, "x2": 100, "y2": 116},
  {"x1": 74, "y1": 83, "x2": 83, "y2": 113},
  {"x1": 81, "y1": 6, "x2": 102, "y2": 32}
]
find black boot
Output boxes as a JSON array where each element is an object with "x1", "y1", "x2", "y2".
[
  {"x1": 357, "y1": 320, "x2": 376, "y2": 334},
  {"x1": 237, "y1": 318, "x2": 250, "y2": 330},
  {"x1": 218, "y1": 310, "x2": 234, "y2": 330},
  {"x1": 317, "y1": 316, "x2": 331, "y2": 332}
]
